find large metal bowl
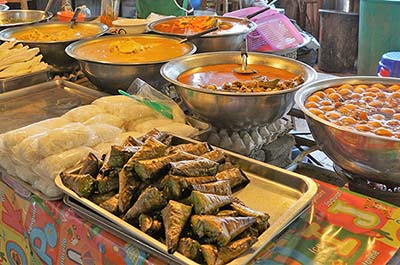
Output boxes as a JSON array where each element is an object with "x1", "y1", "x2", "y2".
[
  {"x1": 147, "y1": 16, "x2": 257, "y2": 52},
  {"x1": 65, "y1": 34, "x2": 197, "y2": 94},
  {"x1": 0, "y1": 4, "x2": 10, "y2": 11},
  {"x1": 295, "y1": 76, "x2": 400, "y2": 184},
  {"x1": 161, "y1": 51, "x2": 317, "y2": 130},
  {"x1": 0, "y1": 22, "x2": 108, "y2": 72},
  {"x1": 0, "y1": 10, "x2": 52, "y2": 28}
]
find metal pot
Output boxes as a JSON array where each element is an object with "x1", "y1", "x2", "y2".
[
  {"x1": 147, "y1": 16, "x2": 257, "y2": 52},
  {"x1": 0, "y1": 22, "x2": 108, "y2": 72},
  {"x1": 295, "y1": 76, "x2": 400, "y2": 184},
  {"x1": 161, "y1": 51, "x2": 317, "y2": 130},
  {"x1": 0, "y1": 10, "x2": 53, "y2": 28},
  {"x1": 65, "y1": 34, "x2": 197, "y2": 94}
]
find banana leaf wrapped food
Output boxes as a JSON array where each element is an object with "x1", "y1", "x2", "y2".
[
  {"x1": 216, "y1": 168, "x2": 250, "y2": 191},
  {"x1": 123, "y1": 136, "x2": 143, "y2": 147},
  {"x1": 163, "y1": 175, "x2": 217, "y2": 199},
  {"x1": 129, "y1": 137, "x2": 167, "y2": 161},
  {"x1": 201, "y1": 149, "x2": 227, "y2": 164},
  {"x1": 161, "y1": 200, "x2": 192, "y2": 254},
  {"x1": 217, "y1": 210, "x2": 239, "y2": 217},
  {"x1": 96, "y1": 171, "x2": 119, "y2": 194},
  {"x1": 138, "y1": 214, "x2": 163, "y2": 236},
  {"x1": 99, "y1": 193, "x2": 119, "y2": 214},
  {"x1": 169, "y1": 158, "x2": 219, "y2": 177},
  {"x1": 178, "y1": 237, "x2": 202, "y2": 263},
  {"x1": 123, "y1": 187, "x2": 167, "y2": 222},
  {"x1": 90, "y1": 190, "x2": 117, "y2": 205},
  {"x1": 79, "y1": 152, "x2": 101, "y2": 177},
  {"x1": 60, "y1": 172, "x2": 96, "y2": 198},
  {"x1": 140, "y1": 128, "x2": 171, "y2": 144},
  {"x1": 118, "y1": 175, "x2": 140, "y2": 213},
  {"x1": 191, "y1": 191, "x2": 233, "y2": 215},
  {"x1": 167, "y1": 142, "x2": 211, "y2": 156},
  {"x1": 106, "y1": 145, "x2": 135, "y2": 168},
  {"x1": 189, "y1": 180, "x2": 232, "y2": 196},
  {"x1": 191, "y1": 215, "x2": 256, "y2": 246},
  {"x1": 134, "y1": 151, "x2": 197, "y2": 182},
  {"x1": 231, "y1": 201, "x2": 270, "y2": 234},
  {"x1": 201, "y1": 236, "x2": 258, "y2": 265}
]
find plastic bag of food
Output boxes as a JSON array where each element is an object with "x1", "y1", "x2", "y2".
[
  {"x1": 92, "y1": 95, "x2": 158, "y2": 122},
  {"x1": 0, "y1": 153, "x2": 18, "y2": 176},
  {"x1": 12, "y1": 123, "x2": 92, "y2": 164},
  {"x1": 15, "y1": 165, "x2": 40, "y2": 185},
  {"x1": 1, "y1": 124, "x2": 48, "y2": 151},
  {"x1": 83, "y1": 113, "x2": 125, "y2": 128},
  {"x1": 36, "y1": 117, "x2": 71, "y2": 129},
  {"x1": 62, "y1": 104, "x2": 106, "y2": 123},
  {"x1": 32, "y1": 178, "x2": 64, "y2": 198},
  {"x1": 127, "y1": 78, "x2": 186, "y2": 123},
  {"x1": 157, "y1": 122, "x2": 199, "y2": 137},
  {"x1": 133, "y1": 118, "x2": 172, "y2": 133},
  {"x1": 116, "y1": 131, "x2": 145, "y2": 144},
  {"x1": 33, "y1": 146, "x2": 95, "y2": 180},
  {"x1": 86, "y1": 123, "x2": 123, "y2": 146}
]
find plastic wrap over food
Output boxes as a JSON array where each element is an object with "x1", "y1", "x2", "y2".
[
  {"x1": 32, "y1": 178, "x2": 64, "y2": 198},
  {"x1": 83, "y1": 113, "x2": 125, "y2": 128},
  {"x1": 62, "y1": 104, "x2": 106, "y2": 123},
  {"x1": 93, "y1": 142, "x2": 117, "y2": 156},
  {"x1": 36, "y1": 117, "x2": 71, "y2": 129},
  {"x1": 86, "y1": 123, "x2": 123, "y2": 147},
  {"x1": 133, "y1": 118, "x2": 172, "y2": 133},
  {"x1": 0, "y1": 153, "x2": 17, "y2": 176},
  {"x1": 12, "y1": 123, "x2": 92, "y2": 164},
  {"x1": 15, "y1": 165, "x2": 40, "y2": 185},
  {"x1": 116, "y1": 131, "x2": 145, "y2": 144},
  {"x1": 33, "y1": 146, "x2": 95, "y2": 181},
  {"x1": 156, "y1": 122, "x2": 199, "y2": 138},
  {"x1": 127, "y1": 78, "x2": 186, "y2": 123},
  {"x1": 1, "y1": 123, "x2": 48, "y2": 151},
  {"x1": 92, "y1": 95, "x2": 158, "y2": 123}
]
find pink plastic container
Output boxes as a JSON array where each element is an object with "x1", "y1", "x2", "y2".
[{"x1": 224, "y1": 7, "x2": 303, "y2": 51}]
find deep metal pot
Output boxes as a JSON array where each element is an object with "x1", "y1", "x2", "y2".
[
  {"x1": 65, "y1": 34, "x2": 197, "y2": 94},
  {"x1": 0, "y1": 22, "x2": 108, "y2": 72},
  {"x1": 147, "y1": 16, "x2": 257, "y2": 52},
  {"x1": 161, "y1": 51, "x2": 317, "y2": 130},
  {"x1": 295, "y1": 76, "x2": 400, "y2": 184},
  {"x1": 0, "y1": 10, "x2": 52, "y2": 28}
]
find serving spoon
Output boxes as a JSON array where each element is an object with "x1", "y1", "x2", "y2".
[
  {"x1": 70, "y1": 7, "x2": 81, "y2": 28},
  {"x1": 233, "y1": 39, "x2": 257, "y2": 74}
]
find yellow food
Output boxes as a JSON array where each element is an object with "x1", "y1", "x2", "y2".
[{"x1": 12, "y1": 24, "x2": 100, "y2": 42}]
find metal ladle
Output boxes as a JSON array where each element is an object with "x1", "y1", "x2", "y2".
[
  {"x1": 70, "y1": 7, "x2": 81, "y2": 28},
  {"x1": 42, "y1": 0, "x2": 54, "y2": 19},
  {"x1": 233, "y1": 39, "x2": 257, "y2": 74}
]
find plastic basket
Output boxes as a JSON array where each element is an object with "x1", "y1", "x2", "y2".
[{"x1": 224, "y1": 7, "x2": 304, "y2": 51}]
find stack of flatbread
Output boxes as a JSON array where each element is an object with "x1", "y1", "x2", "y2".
[{"x1": 0, "y1": 41, "x2": 48, "y2": 79}]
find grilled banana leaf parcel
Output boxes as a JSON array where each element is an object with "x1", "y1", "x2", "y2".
[
  {"x1": 141, "y1": 128, "x2": 171, "y2": 144},
  {"x1": 191, "y1": 215, "x2": 256, "y2": 246},
  {"x1": 167, "y1": 142, "x2": 211, "y2": 156},
  {"x1": 161, "y1": 200, "x2": 192, "y2": 254},
  {"x1": 79, "y1": 152, "x2": 101, "y2": 177},
  {"x1": 123, "y1": 136, "x2": 143, "y2": 147},
  {"x1": 118, "y1": 175, "x2": 140, "y2": 213},
  {"x1": 189, "y1": 180, "x2": 232, "y2": 195},
  {"x1": 99, "y1": 194, "x2": 119, "y2": 214},
  {"x1": 164, "y1": 175, "x2": 217, "y2": 199},
  {"x1": 191, "y1": 191, "x2": 233, "y2": 215},
  {"x1": 201, "y1": 149, "x2": 226, "y2": 164},
  {"x1": 107, "y1": 145, "x2": 135, "y2": 168},
  {"x1": 200, "y1": 244, "x2": 218, "y2": 265},
  {"x1": 90, "y1": 190, "x2": 117, "y2": 205},
  {"x1": 139, "y1": 214, "x2": 163, "y2": 236},
  {"x1": 97, "y1": 172, "x2": 119, "y2": 194},
  {"x1": 169, "y1": 158, "x2": 219, "y2": 177},
  {"x1": 129, "y1": 137, "x2": 167, "y2": 162},
  {"x1": 123, "y1": 187, "x2": 167, "y2": 222},
  {"x1": 60, "y1": 172, "x2": 96, "y2": 198},
  {"x1": 231, "y1": 202, "x2": 270, "y2": 234},
  {"x1": 215, "y1": 168, "x2": 249, "y2": 191},
  {"x1": 178, "y1": 237, "x2": 202, "y2": 262},
  {"x1": 213, "y1": 236, "x2": 258, "y2": 265},
  {"x1": 134, "y1": 151, "x2": 197, "y2": 182}
]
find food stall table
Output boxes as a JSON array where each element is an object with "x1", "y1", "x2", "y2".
[{"x1": 1, "y1": 174, "x2": 399, "y2": 264}]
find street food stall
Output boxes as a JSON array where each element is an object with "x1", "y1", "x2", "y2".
[{"x1": 0, "y1": 1, "x2": 399, "y2": 265}]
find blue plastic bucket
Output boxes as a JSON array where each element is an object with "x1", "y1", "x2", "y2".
[{"x1": 377, "y1": 51, "x2": 400, "y2": 77}]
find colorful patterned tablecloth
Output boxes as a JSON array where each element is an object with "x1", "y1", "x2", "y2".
[{"x1": 0, "y1": 177, "x2": 399, "y2": 265}]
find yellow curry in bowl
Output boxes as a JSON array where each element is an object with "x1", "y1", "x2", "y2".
[
  {"x1": 72, "y1": 36, "x2": 194, "y2": 64},
  {"x1": 11, "y1": 24, "x2": 102, "y2": 42}
]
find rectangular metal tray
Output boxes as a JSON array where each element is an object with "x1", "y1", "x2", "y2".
[
  {"x1": 0, "y1": 70, "x2": 50, "y2": 93},
  {"x1": 55, "y1": 135, "x2": 317, "y2": 264}
]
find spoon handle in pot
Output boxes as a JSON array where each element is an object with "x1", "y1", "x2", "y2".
[
  {"x1": 179, "y1": 26, "x2": 219, "y2": 43},
  {"x1": 70, "y1": 7, "x2": 81, "y2": 28}
]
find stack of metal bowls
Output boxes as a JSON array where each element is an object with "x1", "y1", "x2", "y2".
[
  {"x1": 161, "y1": 51, "x2": 317, "y2": 130},
  {"x1": 295, "y1": 76, "x2": 400, "y2": 185},
  {"x1": 0, "y1": 22, "x2": 108, "y2": 72},
  {"x1": 147, "y1": 16, "x2": 256, "y2": 52}
]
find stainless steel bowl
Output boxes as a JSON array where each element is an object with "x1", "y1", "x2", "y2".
[
  {"x1": 161, "y1": 51, "x2": 317, "y2": 130},
  {"x1": 0, "y1": 10, "x2": 52, "y2": 28},
  {"x1": 65, "y1": 34, "x2": 197, "y2": 94},
  {"x1": 147, "y1": 16, "x2": 257, "y2": 52},
  {"x1": 0, "y1": 4, "x2": 10, "y2": 11},
  {"x1": 0, "y1": 22, "x2": 108, "y2": 72},
  {"x1": 295, "y1": 76, "x2": 400, "y2": 184}
]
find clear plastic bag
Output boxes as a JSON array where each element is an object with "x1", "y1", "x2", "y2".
[{"x1": 126, "y1": 78, "x2": 186, "y2": 123}]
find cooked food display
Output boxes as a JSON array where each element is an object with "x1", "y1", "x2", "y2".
[
  {"x1": 177, "y1": 63, "x2": 305, "y2": 93},
  {"x1": 0, "y1": 41, "x2": 48, "y2": 78},
  {"x1": 305, "y1": 83, "x2": 400, "y2": 139},
  {"x1": 73, "y1": 36, "x2": 193, "y2": 63},
  {"x1": 152, "y1": 16, "x2": 248, "y2": 35},
  {"x1": 0, "y1": 95, "x2": 198, "y2": 198},
  {"x1": 11, "y1": 24, "x2": 101, "y2": 42},
  {"x1": 60, "y1": 130, "x2": 270, "y2": 264}
]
